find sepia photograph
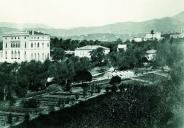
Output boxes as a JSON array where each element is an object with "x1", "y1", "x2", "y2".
[{"x1": 0, "y1": 0, "x2": 184, "y2": 128}]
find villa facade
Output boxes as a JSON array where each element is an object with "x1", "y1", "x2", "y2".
[{"x1": 2, "y1": 31, "x2": 50, "y2": 63}]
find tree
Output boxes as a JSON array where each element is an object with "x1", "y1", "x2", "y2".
[
  {"x1": 78, "y1": 57, "x2": 92, "y2": 71},
  {"x1": 23, "y1": 99, "x2": 40, "y2": 108},
  {"x1": 74, "y1": 70, "x2": 92, "y2": 97},
  {"x1": 24, "y1": 113, "x2": 30, "y2": 124},
  {"x1": 51, "y1": 48, "x2": 65, "y2": 61},
  {"x1": 151, "y1": 30, "x2": 154, "y2": 35},
  {"x1": 7, "y1": 113, "x2": 13, "y2": 124},
  {"x1": 0, "y1": 62, "x2": 18, "y2": 101},
  {"x1": 106, "y1": 76, "x2": 121, "y2": 93},
  {"x1": 0, "y1": 41, "x2": 2, "y2": 50},
  {"x1": 18, "y1": 61, "x2": 48, "y2": 91},
  {"x1": 74, "y1": 70, "x2": 92, "y2": 83},
  {"x1": 109, "y1": 76, "x2": 121, "y2": 85},
  {"x1": 90, "y1": 47, "x2": 106, "y2": 66},
  {"x1": 116, "y1": 38, "x2": 123, "y2": 44}
]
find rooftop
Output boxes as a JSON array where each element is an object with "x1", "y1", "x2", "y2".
[
  {"x1": 146, "y1": 49, "x2": 157, "y2": 54},
  {"x1": 3, "y1": 31, "x2": 49, "y2": 37},
  {"x1": 76, "y1": 45, "x2": 109, "y2": 50}
]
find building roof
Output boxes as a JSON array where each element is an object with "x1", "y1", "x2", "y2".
[
  {"x1": 28, "y1": 31, "x2": 49, "y2": 35},
  {"x1": 3, "y1": 31, "x2": 49, "y2": 37},
  {"x1": 76, "y1": 45, "x2": 109, "y2": 50},
  {"x1": 146, "y1": 49, "x2": 157, "y2": 54},
  {"x1": 3, "y1": 31, "x2": 29, "y2": 37}
]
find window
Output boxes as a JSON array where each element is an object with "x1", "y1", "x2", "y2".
[
  {"x1": 18, "y1": 51, "x2": 20, "y2": 59},
  {"x1": 31, "y1": 43, "x2": 33, "y2": 48},
  {"x1": 38, "y1": 53, "x2": 40, "y2": 60},
  {"x1": 47, "y1": 43, "x2": 49, "y2": 47},
  {"x1": 15, "y1": 51, "x2": 17, "y2": 59},
  {"x1": 5, "y1": 43, "x2": 7, "y2": 48},
  {"x1": 25, "y1": 42, "x2": 26, "y2": 48},
  {"x1": 42, "y1": 43, "x2": 44, "y2": 48},
  {"x1": 42, "y1": 53, "x2": 44, "y2": 60},
  {"x1": 34, "y1": 53, "x2": 36, "y2": 60},
  {"x1": 11, "y1": 51, "x2": 13, "y2": 59},
  {"x1": 11, "y1": 37, "x2": 13, "y2": 39},
  {"x1": 37, "y1": 43, "x2": 39, "y2": 48},
  {"x1": 24, "y1": 52, "x2": 26, "y2": 60},
  {"x1": 17, "y1": 42, "x2": 20, "y2": 48},
  {"x1": 18, "y1": 37, "x2": 20, "y2": 39},
  {"x1": 5, "y1": 51, "x2": 7, "y2": 59},
  {"x1": 31, "y1": 53, "x2": 33, "y2": 59},
  {"x1": 38, "y1": 37, "x2": 39, "y2": 39},
  {"x1": 5, "y1": 37, "x2": 7, "y2": 40},
  {"x1": 24, "y1": 37, "x2": 26, "y2": 39}
]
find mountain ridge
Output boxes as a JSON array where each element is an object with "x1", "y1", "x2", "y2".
[{"x1": 0, "y1": 11, "x2": 184, "y2": 41}]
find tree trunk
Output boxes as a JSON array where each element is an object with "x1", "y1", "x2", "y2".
[{"x1": 3, "y1": 87, "x2": 7, "y2": 101}]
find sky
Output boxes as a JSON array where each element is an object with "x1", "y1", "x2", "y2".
[{"x1": 0, "y1": 0, "x2": 184, "y2": 28}]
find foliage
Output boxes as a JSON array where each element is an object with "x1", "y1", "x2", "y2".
[
  {"x1": 18, "y1": 61, "x2": 48, "y2": 91},
  {"x1": 90, "y1": 47, "x2": 106, "y2": 66},
  {"x1": 23, "y1": 99, "x2": 40, "y2": 108},
  {"x1": 0, "y1": 41, "x2": 2, "y2": 50},
  {"x1": 74, "y1": 70, "x2": 92, "y2": 83},
  {"x1": 51, "y1": 48, "x2": 65, "y2": 61},
  {"x1": 7, "y1": 113, "x2": 13, "y2": 124},
  {"x1": 109, "y1": 76, "x2": 121, "y2": 85}
]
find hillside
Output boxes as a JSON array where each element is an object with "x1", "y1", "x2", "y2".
[{"x1": 0, "y1": 11, "x2": 184, "y2": 41}]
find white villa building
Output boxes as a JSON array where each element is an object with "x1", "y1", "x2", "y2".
[
  {"x1": 117, "y1": 44, "x2": 127, "y2": 52},
  {"x1": 133, "y1": 37, "x2": 143, "y2": 42},
  {"x1": 144, "y1": 32, "x2": 162, "y2": 41},
  {"x1": 74, "y1": 45, "x2": 110, "y2": 58},
  {"x1": 2, "y1": 31, "x2": 50, "y2": 63}
]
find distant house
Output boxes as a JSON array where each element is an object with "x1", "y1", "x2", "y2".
[
  {"x1": 117, "y1": 44, "x2": 127, "y2": 52},
  {"x1": 170, "y1": 33, "x2": 184, "y2": 39},
  {"x1": 144, "y1": 32, "x2": 162, "y2": 41},
  {"x1": 145, "y1": 49, "x2": 157, "y2": 61},
  {"x1": 74, "y1": 45, "x2": 110, "y2": 58},
  {"x1": 133, "y1": 37, "x2": 143, "y2": 42}
]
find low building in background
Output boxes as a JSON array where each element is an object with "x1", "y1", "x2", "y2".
[
  {"x1": 133, "y1": 37, "x2": 143, "y2": 42},
  {"x1": 2, "y1": 31, "x2": 50, "y2": 63},
  {"x1": 74, "y1": 45, "x2": 110, "y2": 58},
  {"x1": 117, "y1": 44, "x2": 127, "y2": 52},
  {"x1": 170, "y1": 33, "x2": 184, "y2": 39},
  {"x1": 144, "y1": 32, "x2": 162, "y2": 41}
]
